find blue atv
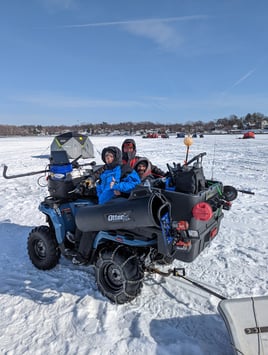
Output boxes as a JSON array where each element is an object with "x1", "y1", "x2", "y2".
[{"x1": 4, "y1": 150, "x2": 237, "y2": 304}]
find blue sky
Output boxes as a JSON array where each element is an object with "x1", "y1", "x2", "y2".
[{"x1": 1, "y1": 0, "x2": 268, "y2": 126}]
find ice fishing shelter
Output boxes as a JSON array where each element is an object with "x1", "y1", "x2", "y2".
[
  {"x1": 243, "y1": 131, "x2": 255, "y2": 139},
  {"x1": 50, "y1": 132, "x2": 94, "y2": 159}
]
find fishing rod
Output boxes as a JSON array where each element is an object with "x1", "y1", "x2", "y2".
[
  {"x1": 211, "y1": 135, "x2": 217, "y2": 180},
  {"x1": 205, "y1": 137, "x2": 255, "y2": 197},
  {"x1": 180, "y1": 137, "x2": 254, "y2": 196}
]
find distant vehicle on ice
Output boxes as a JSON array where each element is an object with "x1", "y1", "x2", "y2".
[{"x1": 142, "y1": 132, "x2": 159, "y2": 138}]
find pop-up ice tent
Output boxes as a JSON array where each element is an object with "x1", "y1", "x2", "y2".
[{"x1": 50, "y1": 132, "x2": 95, "y2": 159}]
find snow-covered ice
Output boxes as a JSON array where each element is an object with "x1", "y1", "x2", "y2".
[{"x1": 0, "y1": 134, "x2": 267, "y2": 355}]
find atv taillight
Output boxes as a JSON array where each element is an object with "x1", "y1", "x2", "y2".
[
  {"x1": 210, "y1": 227, "x2": 218, "y2": 238},
  {"x1": 192, "y1": 202, "x2": 213, "y2": 221},
  {"x1": 175, "y1": 240, "x2": 191, "y2": 250},
  {"x1": 176, "y1": 221, "x2": 189, "y2": 231}
]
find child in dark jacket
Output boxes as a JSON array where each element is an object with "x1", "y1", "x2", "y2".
[
  {"x1": 72, "y1": 146, "x2": 140, "y2": 265},
  {"x1": 121, "y1": 138, "x2": 166, "y2": 177},
  {"x1": 134, "y1": 157, "x2": 154, "y2": 181}
]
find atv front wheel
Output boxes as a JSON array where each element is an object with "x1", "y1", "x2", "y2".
[
  {"x1": 95, "y1": 245, "x2": 144, "y2": 304},
  {"x1": 27, "y1": 226, "x2": 60, "y2": 270}
]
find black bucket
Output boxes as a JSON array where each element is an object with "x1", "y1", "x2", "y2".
[
  {"x1": 47, "y1": 176, "x2": 75, "y2": 199},
  {"x1": 75, "y1": 189, "x2": 169, "y2": 232}
]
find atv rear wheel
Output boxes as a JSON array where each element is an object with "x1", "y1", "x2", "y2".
[
  {"x1": 27, "y1": 226, "x2": 60, "y2": 270},
  {"x1": 95, "y1": 245, "x2": 144, "y2": 304}
]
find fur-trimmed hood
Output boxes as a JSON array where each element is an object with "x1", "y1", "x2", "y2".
[
  {"x1": 134, "y1": 157, "x2": 152, "y2": 180},
  {"x1": 101, "y1": 146, "x2": 122, "y2": 169},
  {"x1": 121, "y1": 138, "x2": 136, "y2": 162}
]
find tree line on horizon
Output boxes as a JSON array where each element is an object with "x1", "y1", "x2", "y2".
[{"x1": 0, "y1": 112, "x2": 267, "y2": 136}]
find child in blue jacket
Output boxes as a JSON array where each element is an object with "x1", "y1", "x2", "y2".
[
  {"x1": 72, "y1": 146, "x2": 141, "y2": 265},
  {"x1": 96, "y1": 146, "x2": 141, "y2": 204}
]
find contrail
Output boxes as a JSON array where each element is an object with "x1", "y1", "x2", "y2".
[
  {"x1": 220, "y1": 67, "x2": 256, "y2": 96},
  {"x1": 232, "y1": 68, "x2": 256, "y2": 87},
  {"x1": 59, "y1": 15, "x2": 208, "y2": 28}
]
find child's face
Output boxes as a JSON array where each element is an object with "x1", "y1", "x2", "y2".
[
  {"x1": 105, "y1": 152, "x2": 114, "y2": 164},
  {"x1": 137, "y1": 163, "x2": 146, "y2": 176}
]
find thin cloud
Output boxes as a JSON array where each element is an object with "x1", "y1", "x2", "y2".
[
  {"x1": 11, "y1": 94, "x2": 147, "y2": 109},
  {"x1": 6, "y1": 92, "x2": 268, "y2": 120},
  {"x1": 9, "y1": 92, "x2": 257, "y2": 111},
  {"x1": 39, "y1": 0, "x2": 76, "y2": 11},
  {"x1": 56, "y1": 15, "x2": 208, "y2": 51},
  {"x1": 123, "y1": 21, "x2": 183, "y2": 50}
]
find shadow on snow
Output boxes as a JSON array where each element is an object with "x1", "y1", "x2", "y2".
[{"x1": 0, "y1": 221, "x2": 102, "y2": 304}]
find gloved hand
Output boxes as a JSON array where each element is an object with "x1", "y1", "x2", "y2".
[{"x1": 84, "y1": 177, "x2": 95, "y2": 188}]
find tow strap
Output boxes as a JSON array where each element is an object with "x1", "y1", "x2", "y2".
[{"x1": 147, "y1": 266, "x2": 226, "y2": 301}]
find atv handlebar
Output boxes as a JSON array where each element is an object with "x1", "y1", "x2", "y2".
[{"x1": 70, "y1": 155, "x2": 82, "y2": 168}]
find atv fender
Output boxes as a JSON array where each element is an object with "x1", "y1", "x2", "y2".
[
  {"x1": 93, "y1": 231, "x2": 157, "y2": 249},
  {"x1": 39, "y1": 202, "x2": 66, "y2": 244}
]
